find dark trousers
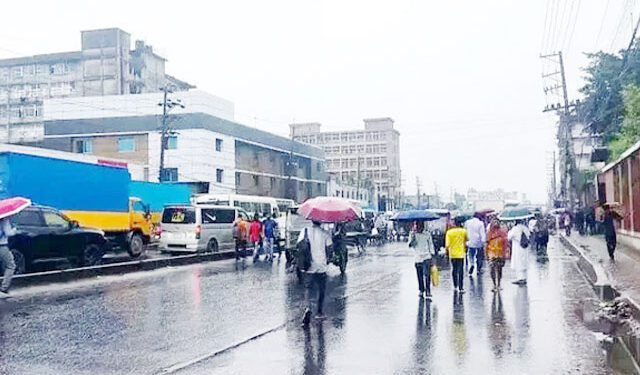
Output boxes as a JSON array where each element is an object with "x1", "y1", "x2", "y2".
[
  {"x1": 415, "y1": 259, "x2": 432, "y2": 295},
  {"x1": 234, "y1": 239, "x2": 246, "y2": 259},
  {"x1": 606, "y1": 235, "x2": 617, "y2": 258},
  {"x1": 451, "y1": 258, "x2": 464, "y2": 290},
  {"x1": 305, "y1": 272, "x2": 327, "y2": 314}
]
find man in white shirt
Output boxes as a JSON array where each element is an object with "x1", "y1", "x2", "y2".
[
  {"x1": 298, "y1": 221, "x2": 332, "y2": 326},
  {"x1": 465, "y1": 214, "x2": 486, "y2": 276}
]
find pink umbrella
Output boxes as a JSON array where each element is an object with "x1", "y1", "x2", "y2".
[
  {"x1": 0, "y1": 197, "x2": 31, "y2": 220},
  {"x1": 298, "y1": 197, "x2": 362, "y2": 223}
]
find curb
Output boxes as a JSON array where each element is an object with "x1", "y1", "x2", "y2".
[
  {"x1": 559, "y1": 234, "x2": 618, "y2": 301},
  {"x1": 4, "y1": 250, "x2": 237, "y2": 289}
]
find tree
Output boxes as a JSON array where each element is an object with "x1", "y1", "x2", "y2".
[
  {"x1": 578, "y1": 46, "x2": 640, "y2": 139},
  {"x1": 609, "y1": 83, "x2": 640, "y2": 159}
]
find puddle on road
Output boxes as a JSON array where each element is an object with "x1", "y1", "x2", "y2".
[{"x1": 580, "y1": 298, "x2": 640, "y2": 374}]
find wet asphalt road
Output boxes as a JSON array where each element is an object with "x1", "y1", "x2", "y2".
[{"x1": 0, "y1": 237, "x2": 632, "y2": 374}]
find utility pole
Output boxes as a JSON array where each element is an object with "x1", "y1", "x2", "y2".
[
  {"x1": 158, "y1": 84, "x2": 184, "y2": 182},
  {"x1": 356, "y1": 157, "x2": 361, "y2": 201},
  {"x1": 416, "y1": 176, "x2": 422, "y2": 209},
  {"x1": 541, "y1": 51, "x2": 577, "y2": 209}
]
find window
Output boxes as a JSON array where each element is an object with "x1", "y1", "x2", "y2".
[
  {"x1": 11, "y1": 66, "x2": 23, "y2": 79},
  {"x1": 11, "y1": 209, "x2": 44, "y2": 227},
  {"x1": 235, "y1": 172, "x2": 241, "y2": 185},
  {"x1": 118, "y1": 137, "x2": 135, "y2": 152},
  {"x1": 162, "y1": 207, "x2": 196, "y2": 224},
  {"x1": 162, "y1": 168, "x2": 178, "y2": 182},
  {"x1": 216, "y1": 169, "x2": 223, "y2": 183},
  {"x1": 165, "y1": 136, "x2": 177, "y2": 150},
  {"x1": 42, "y1": 211, "x2": 69, "y2": 227},
  {"x1": 216, "y1": 138, "x2": 223, "y2": 152},
  {"x1": 76, "y1": 139, "x2": 93, "y2": 154},
  {"x1": 202, "y1": 208, "x2": 235, "y2": 224},
  {"x1": 316, "y1": 162, "x2": 322, "y2": 172},
  {"x1": 270, "y1": 177, "x2": 276, "y2": 189},
  {"x1": 253, "y1": 175, "x2": 259, "y2": 186}
]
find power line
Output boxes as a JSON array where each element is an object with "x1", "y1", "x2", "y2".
[{"x1": 595, "y1": 0, "x2": 612, "y2": 51}]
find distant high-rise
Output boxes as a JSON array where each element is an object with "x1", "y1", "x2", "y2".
[
  {"x1": 0, "y1": 28, "x2": 193, "y2": 143},
  {"x1": 290, "y1": 118, "x2": 401, "y2": 210}
]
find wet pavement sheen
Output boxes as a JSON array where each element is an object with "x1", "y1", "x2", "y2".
[{"x1": 0, "y1": 237, "x2": 627, "y2": 374}]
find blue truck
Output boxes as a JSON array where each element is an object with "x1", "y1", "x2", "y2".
[{"x1": 0, "y1": 148, "x2": 191, "y2": 257}]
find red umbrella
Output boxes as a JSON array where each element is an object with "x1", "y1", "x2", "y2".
[
  {"x1": 298, "y1": 197, "x2": 362, "y2": 223},
  {"x1": 0, "y1": 197, "x2": 31, "y2": 220}
]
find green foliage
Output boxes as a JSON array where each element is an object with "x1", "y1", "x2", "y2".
[
  {"x1": 608, "y1": 83, "x2": 640, "y2": 160},
  {"x1": 578, "y1": 47, "x2": 640, "y2": 139}
]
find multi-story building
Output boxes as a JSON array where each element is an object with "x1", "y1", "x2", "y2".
[
  {"x1": 0, "y1": 28, "x2": 192, "y2": 143},
  {"x1": 290, "y1": 118, "x2": 401, "y2": 211},
  {"x1": 31, "y1": 101, "x2": 326, "y2": 201},
  {"x1": 327, "y1": 177, "x2": 371, "y2": 208}
]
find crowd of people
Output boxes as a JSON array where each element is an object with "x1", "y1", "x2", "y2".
[
  {"x1": 232, "y1": 213, "x2": 280, "y2": 262},
  {"x1": 408, "y1": 212, "x2": 552, "y2": 298}
]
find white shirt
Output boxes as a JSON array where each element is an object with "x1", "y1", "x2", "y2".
[
  {"x1": 298, "y1": 225, "x2": 332, "y2": 273},
  {"x1": 409, "y1": 231, "x2": 435, "y2": 262},
  {"x1": 528, "y1": 219, "x2": 537, "y2": 233},
  {"x1": 464, "y1": 217, "x2": 486, "y2": 248}
]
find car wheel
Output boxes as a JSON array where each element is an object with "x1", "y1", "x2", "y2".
[
  {"x1": 10, "y1": 249, "x2": 26, "y2": 275},
  {"x1": 206, "y1": 238, "x2": 219, "y2": 253},
  {"x1": 128, "y1": 233, "x2": 145, "y2": 258},
  {"x1": 82, "y1": 243, "x2": 104, "y2": 267}
]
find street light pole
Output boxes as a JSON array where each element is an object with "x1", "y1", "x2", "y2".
[{"x1": 157, "y1": 85, "x2": 184, "y2": 182}]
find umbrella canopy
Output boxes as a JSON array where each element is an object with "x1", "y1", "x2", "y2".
[
  {"x1": 475, "y1": 208, "x2": 496, "y2": 216},
  {"x1": 390, "y1": 210, "x2": 440, "y2": 222},
  {"x1": 498, "y1": 207, "x2": 533, "y2": 221},
  {"x1": 0, "y1": 197, "x2": 31, "y2": 220},
  {"x1": 298, "y1": 197, "x2": 362, "y2": 223}
]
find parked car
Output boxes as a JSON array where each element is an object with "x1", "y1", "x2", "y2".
[
  {"x1": 9, "y1": 205, "x2": 107, "y2": 274},
  {"x1": 158, "y1": 204, "x2": 249, "y2": 253}
]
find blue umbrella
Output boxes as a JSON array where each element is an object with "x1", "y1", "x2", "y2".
[{"x1": 391, "y1": 210, "x2": 440, "y2": 222}]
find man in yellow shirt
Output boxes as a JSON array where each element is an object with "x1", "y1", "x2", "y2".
[{"x1": 446, "y1": 217, "x2": 468, "y2": 293}]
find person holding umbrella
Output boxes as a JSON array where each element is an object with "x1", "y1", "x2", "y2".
[
  {"x1": 508, "y1": 218, "x2": 531, "y2": 285},
  {"x1": 297, "y1": 197, "x2": 360, "y2": 326},
  {"x1": 408, "y1": 220, "x2": 436, "y2": 299},
  {"x1": 486, "y1": 218, "x2": 508, "y2": 292},
  {"x1": 0, "y1": 197, "x2": 29, "y2": 296}
]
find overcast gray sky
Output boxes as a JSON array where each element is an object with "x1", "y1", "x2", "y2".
[{"x1": 1, "y1": 0, "x2": 636, "y2": 203}]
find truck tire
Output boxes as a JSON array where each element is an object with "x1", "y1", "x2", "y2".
[
  {"x1": 82, "y1": 244, "x2": 104, "y2": 267},
  {"x1": 206, "y1": 238, "x2": 219, "y2": 253},
  {"x1": 10, "y1": 249, "x2": 25, "y2": 275},
  {"x1": 128, "y1": 233, "x2": 145, "y2": 258}
]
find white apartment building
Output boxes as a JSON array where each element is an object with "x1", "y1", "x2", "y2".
[{"x1": 290, "y1": 118, "x2": 400, "y2": 211}]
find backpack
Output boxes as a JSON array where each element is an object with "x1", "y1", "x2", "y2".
[
  {"x1": 520, "y1": 231, "x2": 529, "y2": 249},
  {"x1": 297, "y1": 228, "x2": 312, "y2": 271}
]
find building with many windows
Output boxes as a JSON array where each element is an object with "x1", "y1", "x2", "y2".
[
  {"x1": 290, "y1": 118, "x2": 400, "y2": 210},
  {"x1": 31, "y1": 111, "x2": 326, "y2": 201},
  {"x1": 0, "y1": 27, "x2": 192, "y2": 143}
]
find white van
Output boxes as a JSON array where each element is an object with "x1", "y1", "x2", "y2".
[{"x1": 158, "y1": 204, "x2": 249, "y2": 253}]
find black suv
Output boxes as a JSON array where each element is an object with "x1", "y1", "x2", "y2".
[{"x1": 8, "y1": 205, "x2": 107, "y2": 274}]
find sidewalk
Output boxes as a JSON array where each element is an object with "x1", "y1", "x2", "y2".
[{"x1": 564, "y1": 233, "x2": 640, "y2": 306}]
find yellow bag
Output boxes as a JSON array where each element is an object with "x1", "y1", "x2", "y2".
[{"x1": 431, "y1": 264, "x2": 439, "y2": 287}]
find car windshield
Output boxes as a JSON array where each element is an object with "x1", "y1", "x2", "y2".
[{"x1": 161, "y1": 207, "x2": 196, "y2": 224}]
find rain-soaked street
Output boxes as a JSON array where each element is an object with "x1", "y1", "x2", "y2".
[{"x1": 0, "y1": 237, "x2": 633, "y2": 375}]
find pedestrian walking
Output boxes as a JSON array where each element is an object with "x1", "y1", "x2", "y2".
[
  {"x1": 508, "y1": 219, "x2": 530, "y2": 285},
  {"x1": 0, "y1": 216, "x2": 16, "y2": 295},
  {"x1": 603, "y1": 203, "x2": 624, "y2": 260},
  {"x1": 250, "y1": 214, "x2": 263, "y2": 261},
  {"x1": 262, "y1": 213, "x2": 278, "y2": 262},
  {"x1": 464, "y1": 213, "x2": 486, "y2": 276},
  {"x1": 586, "y1": 207, "x2": 596, "y2": 235},
  {"x1": 409, "y1": 221, "x2": 436, "y2": 300},
  {"x1": 486, "y1": 218, "x2": 507, "y2": 292},
  {"x1": 299, "y1": 221, "x2": 332, "y2": 326},
  {"x1": 446, "y1": 217, "x2": 467, "y2": 293},
  {"x1": 534, "y1": 215, "x2": 549, "y2": 256},
  {"x1": 233, "y1": 215, "x2": 248, "y2": 260}
]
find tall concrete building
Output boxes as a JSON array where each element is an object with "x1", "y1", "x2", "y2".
[
  {"x1": 0, "y1": 28, "x2": 192, "y2": 143},
  {"x1": 290, "y1": 118, "x2": 400, "y2": 210}
]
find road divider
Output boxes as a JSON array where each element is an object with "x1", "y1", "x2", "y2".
[{"x1": 3, "y1": 251, "x2": 236, "y2": 289}]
